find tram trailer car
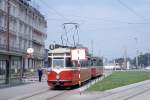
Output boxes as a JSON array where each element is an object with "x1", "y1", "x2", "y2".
[
  {"x1": 91, "y1": 57, "x2": 103, "y2": 78},
  {"x1": 47, "y1": 46, "x2": 103, "y2": 87}
]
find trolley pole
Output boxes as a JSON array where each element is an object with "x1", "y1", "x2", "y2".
[{"x1": 6, "y1": 0, "x2": 11, "y2": 84}]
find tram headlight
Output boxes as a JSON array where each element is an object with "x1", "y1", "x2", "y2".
[
  {"x1": 56, "y1": 74, "x2": 60, "y2": 80},
  {"x1": 47, "y1": 68, "x2": 52, "y2": 72},
  {"x1": 47, "y1": 72, "x2": 51, "y2": 75}
]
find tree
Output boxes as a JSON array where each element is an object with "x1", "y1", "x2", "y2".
[{"x1": 132, "y1": 53, "x2": 150, "y2": 67}]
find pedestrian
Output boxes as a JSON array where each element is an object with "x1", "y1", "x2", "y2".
[{"x1": 38, "y1": 68, "x2": 43, "y2": 82}]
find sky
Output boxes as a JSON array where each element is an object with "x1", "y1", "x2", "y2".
[{"x1": 32, "y1": 0, "x2": 150, "y2": 60}]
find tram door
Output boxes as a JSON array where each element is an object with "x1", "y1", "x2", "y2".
[{"x1": 0, "y1": 60, "x2": 6, "y2": 84}]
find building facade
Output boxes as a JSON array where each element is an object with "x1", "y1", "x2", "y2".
[
  {"x1": 0, "y1": 0, "x2": 47, "y2": 84},
  {"x1": 44, "y1": 49, "x2": 49, "y2": 68}
]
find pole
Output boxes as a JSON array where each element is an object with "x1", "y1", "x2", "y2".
[
  {"x1": 91, "y1": 40, "x2": 93, "y2": 56},
  {"x1": 77, "y1": 50, "x2": 81, "y2": 95},
  {"x1": 134, "y1": 38, "x2": 138, "y2": 68},
  {"x1": 6, "y1": 0, "x2": 11, "y2": 84},
  {"x1": 148, "y1": 49, "x2": 149, "y2": 66},
  {"x1": 124, "y1": 47, "x2": 127, "y2": 69},
  {"x1": 7, "y1": 0, "x2": 10, "y2": 51}
]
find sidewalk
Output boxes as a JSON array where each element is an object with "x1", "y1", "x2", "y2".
[
  {"x1": 0, "y1": 74, "x2": 47, "y2": 89},
  {"x1": 0, "y1": 80, "x2": 48, "y2": 100}
]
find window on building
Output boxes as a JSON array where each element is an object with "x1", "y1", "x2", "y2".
[
  {"x1": 0, "y1": 0, "x2": 2, "y2": 6},
  {"x1": 0, "y1": 37, "x2": 1, "y2": 45},
  {"x1": 0, "y1": 15, "x2": 2, "y2": 27}
]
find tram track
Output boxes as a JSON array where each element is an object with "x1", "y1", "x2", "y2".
[
  {"x1": 15, "y1": 83, "x2": 150, "y2": 100},
  {"x1": 123, "y1": 87, "x2": 150, "y2": 100},
  {"x1": 11, "y1": 71, "x2": 111, "y2": 100},
  {"x1": 46, "y1": 75, "x2": 109, "y2": 100},
  {"x1": 16, "y1": 88, "x2": 77, "y2": 100},
  {"x1": 46, "y1": 90, "x2": 71, "y2": 100},
  {"x1": 16, "y1": 79, "x2": 97, "y2": 100},
  {"x1": 96, "y1": 80, "x2": 150, "y2": 100},
  {"x1": 16, "y1": 89, "x2": 50, "y2": 100}
]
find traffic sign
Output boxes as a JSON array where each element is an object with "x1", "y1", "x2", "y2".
[{"x1": 71, "y1": 48, "x2": 86, "y2": 61}]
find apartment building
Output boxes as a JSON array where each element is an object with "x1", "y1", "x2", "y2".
[{"x1": 0, "y1": 0, "x2": 47, "y2": 84}]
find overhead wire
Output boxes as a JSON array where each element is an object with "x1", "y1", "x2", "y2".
[
  {"x1": 35, "y1": 0, "x2": 150, "y2": 25},
  {"x1": 39, "y1": 0, "x2": 72, "y2": 22},
  {"x1": 117, "y1": 0, "x2": 150, "y2": 23},
  {"x1": 34, "y1": 0, "x2": 150, "y2": 43}
]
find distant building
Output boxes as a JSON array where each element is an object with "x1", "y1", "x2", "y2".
[
  {"x1": 104, "y1": 63, "x2": 121, "y2": 70},
  {"x1": 126, "y1": 61, "x2": 131, "y2": 69},
  {"x1": 0, "y1": 0, "x2": 47, "y2": 84}
]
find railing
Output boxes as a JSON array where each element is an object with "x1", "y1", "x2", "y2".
[
  {"x1": 10, "y1": 46, "x2": 26, "y2": 53},
  {"x1": 0, "y1": 43, "x2": 26, "y2": 54},
  {"x1": 32, "y1": 39, "x2": 44, "y2": 46}
]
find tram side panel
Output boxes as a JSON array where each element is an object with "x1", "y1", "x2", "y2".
[
  {"x1": 91, "y1": 67, "x2": 97, "y2": 78},
  {"x1": 59, "y1": 69, "x2": 79, "y2": 86},
  {"x1": 96, "y1": 66, "x2": 103, "y2": 76},
  {"x1": 80, "y1": 68, "x2": 91, "y2": 82},
  {"x1": 91, "y1": 57, "x2": 103, "y2": 78}
]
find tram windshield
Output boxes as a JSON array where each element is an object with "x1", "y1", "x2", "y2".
[{"x1": 53, "y1": 58, "x2": 64, "y2": 68}]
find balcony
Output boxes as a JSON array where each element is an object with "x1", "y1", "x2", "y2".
[
  {"x1": 32, "y1": 39, "x2": 44, "y2": 46},
  {"x1": 10, "y1": 46, "x2": 26, "y2": 54},
  {"x1": 0, "y1": 43, "x2": 26, "y2": 55}
]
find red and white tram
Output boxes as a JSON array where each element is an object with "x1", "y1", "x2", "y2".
[{"x1": 47, "y1": 46, "x2": 103, "y2": 87}]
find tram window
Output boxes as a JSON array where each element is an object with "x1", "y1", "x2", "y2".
[
  {"x1": 48, "y1": 58, "x2": 52, "y2": 67},
  {"x1": 80, "y1": 61, "x2": 88, "y2": 67},
  {"x1": 72, "y1": 61, "x2": 78, "y2": 67},
  {"x1": 66, "y1": 58, "x2": 73, "y2": 67},
  {"x1": 80, "y1": 61, "x2": 84, "y2": 67},
  {"x1": 88, "y1": 59, "x2": 91, "y2": 67},
  {"x1": 53, "y1": 58, "x2": 64, "y2": 67}
]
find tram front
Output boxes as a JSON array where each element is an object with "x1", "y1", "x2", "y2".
[{"x1": 47, "y1": 47, "x2": 79, "y2": 87}]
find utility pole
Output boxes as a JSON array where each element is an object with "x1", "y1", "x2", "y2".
[
  {"x1": 6, "y1": 0, "x2": 11, "y2": 84},
  {"x1": 91, "y1": 40, "x2": 93, "y2": 56},
  {"x1": 148, "y1": 49, "x2": 150, "y2": 66},
  {"x1": 124, "y1": 47, "x2": 127, "y2": 69},
  {"x1": 134, "y1": 37, "x2": 138, "y2": 69}
]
